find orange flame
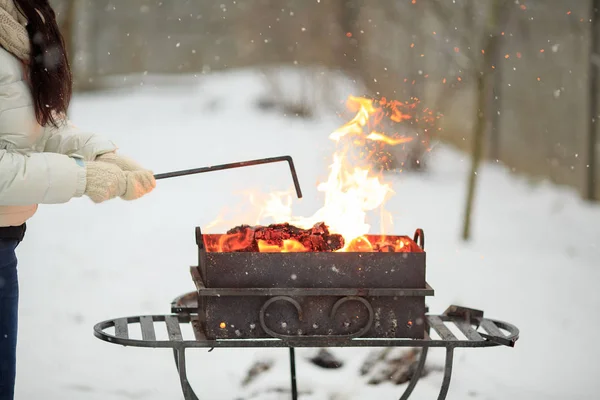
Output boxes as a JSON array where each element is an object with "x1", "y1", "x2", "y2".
[
  {"x1": 254, "y1": 96, "x2": 425, "y2": 250},
  {"x1": 366, "y1": 132, "x2": 413, "y2": 146},
  {"x1": 217, "y1": 229, "x2": 254, "y2": 251},
  {"x1": 209, "y1": 95, "x2": 437, "y2": 252}
]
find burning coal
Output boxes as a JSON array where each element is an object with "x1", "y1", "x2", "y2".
[
  {"x1": 203, "y1": 222, "x2": 422, "y2": 253},
  {"x1": 217, "y1": 222, "x2": 344, "y2": 252}
]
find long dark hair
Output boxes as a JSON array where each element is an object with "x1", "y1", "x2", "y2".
[{"x1": 14, "y1": 0, "x2": 72, "y2": 127}]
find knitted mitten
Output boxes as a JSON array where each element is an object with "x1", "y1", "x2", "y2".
[
  {"x1": 96, "y1": 152, "x2": 144, "y2": 172},
  {"x1": 84, "y1": 161, "x2": 127, "y2": 203},
  {"x1": 96, "y1": 152, "x2": 156, "y2": 200},
  {"x1": 121, "y1": 170, "x2": 156, "y2": 201}
]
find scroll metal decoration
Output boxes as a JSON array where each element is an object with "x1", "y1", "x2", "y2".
[{"x1": 258, "y1": 295, "x2": 375, "y2": 340}]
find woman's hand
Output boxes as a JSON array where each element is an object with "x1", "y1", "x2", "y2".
[
  {"x1": 84, "y1": 162, "x2": 127, "y2": 203},
  {"x1": 121, "y1": 170, "x2": 156, "y2": 201},
  {"x1": 95, "y1": 152, "x2": 156, "y2": 201},
  {"x1": 83, "y1": 160, "x2": 156, "y2": 203}
]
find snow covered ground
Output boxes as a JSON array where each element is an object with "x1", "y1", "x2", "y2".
[{"x1": 14, "y1": 68, "x2": 600, "y2": 400}]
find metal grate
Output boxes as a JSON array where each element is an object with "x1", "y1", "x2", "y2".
[{"x1": 96, "y1": 313, "x2": 517, "y2": 349}]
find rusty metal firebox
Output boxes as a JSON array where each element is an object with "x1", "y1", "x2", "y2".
[{"x1": 192, "y1": 228, "x2": 433, "y2": 341}]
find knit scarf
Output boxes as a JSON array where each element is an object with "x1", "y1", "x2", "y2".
[{"x1": 0, "y1": 0, "x2": 30, "y2": 61}]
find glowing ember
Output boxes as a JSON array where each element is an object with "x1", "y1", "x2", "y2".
[{"x1": 258, "y1": 239, "x2": 308, "y2": 253}]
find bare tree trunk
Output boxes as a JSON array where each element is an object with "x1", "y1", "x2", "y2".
[
  {"x1": 587, "y1": 0, "x2": 600, "y2": 200},
  {"x1": 462, "y1": 73, "x2": 487, "y2": 240},
  {"x1": 461, "y1": 0, "x2": 505, "y2": 241},
  {"x1": 70, "y1": 0, "x2": 97, "y2": 91},
  {"x1": 59, "y1": 0, "x2": 76, "y2": 66},
  {"x1": 336, "y1": 0, "x2": 365, "y2": 87}
]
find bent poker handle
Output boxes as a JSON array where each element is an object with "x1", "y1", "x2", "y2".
[{"x1": 153, "y1": 155, "x2": 303, "y2": 198}]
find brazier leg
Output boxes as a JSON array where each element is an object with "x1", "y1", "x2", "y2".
[
  {"x1": 173, "y1": 348, "x2": 179, "y2": 371},
  {"x1": 398, "y1": 346, "x2": 429, "y2": 400},
  {"x1": 173, "y1": 347, "x2": 200, "y2": 400},
  {"x1": 289, "y1": 347, "x2": 298, "y2": 400},
  {"x1": 437, "y1": 347, "x2": 455, "y2": 400}
]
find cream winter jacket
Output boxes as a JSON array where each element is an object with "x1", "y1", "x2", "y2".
[{"x1": 0, "y1": 46, "x2": 117, "y2": 227}]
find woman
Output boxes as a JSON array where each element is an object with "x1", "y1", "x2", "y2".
[{"x1": 0, "y1": 1, "x2": 156, "y2": 398}]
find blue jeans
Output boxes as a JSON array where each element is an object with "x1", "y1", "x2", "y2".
[{"x1": 0, "y1": 239, "x2": 18, "y2": 400}]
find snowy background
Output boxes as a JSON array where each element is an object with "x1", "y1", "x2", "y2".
[{"x1": 14, "y1": 69, "x2": 600, "y2": 399}]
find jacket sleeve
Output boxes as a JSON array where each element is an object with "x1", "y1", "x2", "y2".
[
  {"x1": 0, "y1": 148, "x2": 87, "y2": 206},
  {"x1": 43, "y1": 120, "x2": 118, "y2": 161},
  {"x1": 0, "y1": 78, "x2": 87, "y2": 206}
]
